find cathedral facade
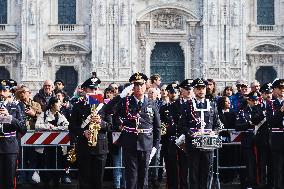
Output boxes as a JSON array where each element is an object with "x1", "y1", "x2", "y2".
[{"x1": 0, "y1": 0, "x2": 283, "y2": 94}]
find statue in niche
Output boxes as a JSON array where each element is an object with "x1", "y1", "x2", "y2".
[
  {"x1": 210, "y1": 2, "x2": 217, "y2": 26},
  {"x1": 120, "y1": 48, "x2": 128, "y2": 66},
  {"x1": 140, "y1": 23, "x2": 147, "y2": 37},
  {"x1": 210, "y1": 47, "x2": 217, "y2": 64},
  {"x1": 28, "y1": 47, "x2": 36, "y2": 66},
  {"x1": 98, "y1": 2, "x2": 105, "y2": 26},
  {"x1": 98, "y1": 47, "x2": 105, "y2": 65},
  {"x1": 28, "y1": 1, "x2": 35, "y2": 25},
  {"x1": 233, "y1": 46, "x2": 240, "y2": 65},
  {"x1": 231, "y1": 2, "x2": 239, "y2": 26}
]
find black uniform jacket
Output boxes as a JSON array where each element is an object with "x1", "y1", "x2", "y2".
[
  {"x1": 0, "y1": 102, "x2": 26, "y2": 154},
  {"x1": 116, "y1": 95, "x2": 161, "y2": 151},
  {"x1": 179, "y1": 99, "x2": 223, "y2": 151},
  {"x1": 70, "y1": 99, "x2": 111, "y2": 155},
  {"x1": 235, "y1": 104, "x2": 265, "y2": 148}
]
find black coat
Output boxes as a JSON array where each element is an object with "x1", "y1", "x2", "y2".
[
  {"x1": 69, "y1": 99, "x2": 111, "y2": 155},
  {"x1": 115, "y1": 95, "x2": 161, "y2": 151},
  {"x1": 0, "y1": 102, "x2": 26, "y2": 154},
  {"x1": 179, "y1": 98, "x2": 223, "y2": 151}
]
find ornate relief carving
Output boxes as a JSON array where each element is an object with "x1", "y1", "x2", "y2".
[
  {"x1": 120, "y1": 48, "x2": 128, "y2": 66},
  {"x1": 210, "y1": 47, "x2": 217, "y2": 65},
  {"x1": 0, "y1": 45, "x2": 14, "y2": 52},
  {"x1": 231, "y1": 2, "x2": 239, "y2": 26},
  {"x1": 27, "y1": 68, "x2": 38, "y2": 77},
  {"x1": 121, "y1": 2, "x2": 128, "y2": 26},
  {"x1": 55, "y1": 65, "x2": 61, "y2": 71},
  {"x1": 5, "y1": 56, "x2": 17, "y2": 67},
  {"x1": 0, "y1": 56, "x2": 4, "y2": 64},
  {"x1": 208, "y1": 68, "x2": 219, "y2": 78},
  {"x1": 98, "y1": 1, "x2": 106, "y2": 26},
  {"x1": 139, "y1": 23, "x2": 147, "y2": 37},
  {"x1": 233, "y1": 46, "x2": 240, "y2": 65},
  {"x1": 209, "y1": 2, "x2": 217, "y2": 26},
  {"x1": 59, "y1": 55, "x2": 76, "y2": 64},
  {"x1": 139, "y1": 39, "x2": 146, "y2": 73},
  {"x1": 151, "y1": 9, "x2": 183, "y2": 30},
  {"x1": 221, "y1": 4, "x2": 229, "y2": 25},
  {"x1": 254, "y1": 44, "x2": 284, "y2": 52},
  {"x1": 119, "y1": 68, "x2": 131, "y2": 78},
  {"x1": 98, "y1": 47, "x2": 106, "y2": 66},
  {"x1": 51, "y1": 45, "x2": 85, "y2": 52},
  {"x1": 259, "y1": 55, "x2": 273, "y2": 64},
  {"x1": 28, "y1": 0, "x2": 35, "y2": 25}
]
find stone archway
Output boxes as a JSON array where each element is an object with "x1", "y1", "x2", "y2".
[
  {"x1": 55, "y1": 66, "x2": 78, "y2": 96},
  {"x1": 0, "y1": 66, "x2": 10, "y2": 79},
  {"x1": 247, "y1": 43, "x2": 284, "y2": 82},
  {"x1": 255, "y1": 66, "x2": 277, "y2": 85},
  {"x1": 44, "y1": 42, "x2": 90, "y2": 83},
  {"x1": 137, "y1": 7, "x2": 200, "y2": 78}
]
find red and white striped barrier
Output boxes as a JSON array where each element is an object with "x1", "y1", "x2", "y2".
[
  {"x1": 230, "y1": 131, "x2": 242, "y2": 142},
  {"x1": 21, "y1": 131, "x2": 70, "y2": 145}
]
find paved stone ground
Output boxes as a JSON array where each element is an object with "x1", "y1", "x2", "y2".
[{"x1": 17, "y1": 180, "x2": 240, "y2": 189}]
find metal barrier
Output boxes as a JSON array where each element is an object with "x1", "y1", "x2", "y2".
[
  {"x1": 18, "y1": 130, "x2": 163, "y2": 172},
  {"x1": 209, "y1": 129, "x2": 247, "y2": 189}
]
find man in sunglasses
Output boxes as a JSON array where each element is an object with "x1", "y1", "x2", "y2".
[{"x1": 115, "y1": 72, "x2": 161, "y2": 189}]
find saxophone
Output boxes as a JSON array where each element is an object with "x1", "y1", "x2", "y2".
[
  {"x1": 88, "y1": 105, "x2": 101, "y2": 147},
  {"x1": 67, "y1": 145, "x2": 77, "y2": 163},
  {"x1": 161, "y1": 122, "x2": 167, "y2": 135}
]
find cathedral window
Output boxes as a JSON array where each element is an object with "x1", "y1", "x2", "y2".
[
  {"x1": 257, "y1": 0, "x2": 275, "y2": 25},
  {"x1": 0, "y1": 0, "x2": 7, "y2": 24},
  {"x1": 58, "y1": 0, "x2": 76, "y2": 24}
]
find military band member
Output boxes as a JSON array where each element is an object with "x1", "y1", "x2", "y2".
[
  {"x1": 257, "y1": 83, "x2": 273, "y2": 188},
  {"x1": 115, "y1": 72, "x2": 161, "y2": 189},
  {"x1": 0, "y1": 80, "x2": 26, "y2": 189},
  {"x1": 70, "y1": 76, "x2": 111, "y2": 189},
  {"x1": 172, "y1": 79, "x2": 194, "y2": 189},
  {"x1": 267, "y1": 79, "x2": 284, "y2": 189},
  {"x1": 159, "y1": 83, "x2": 180, "y2": 188},
  {"x1": 179, "y1": 78, "x2": 222, "y2": 189}
]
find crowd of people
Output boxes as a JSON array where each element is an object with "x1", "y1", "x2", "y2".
[{"x1": 0, "y1": 72, "x2": 284, "y2": 189}]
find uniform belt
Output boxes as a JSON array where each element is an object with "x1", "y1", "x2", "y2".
[
  {"x1": 0, "y1": 131, "x2": 16, "y2": 138},
  {"x1": 271, "y1": 128, "x2": 284, "y2": 132},
  {"x1": 123, "y1": 126, "x2": 152, "y2": 134},
  {"x1": 189, "y1": 128, "x2": 212, "y2": 132}
]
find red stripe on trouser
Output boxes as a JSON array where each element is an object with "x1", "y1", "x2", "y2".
[
  {"x1": 41, "y1": 132, "x2": 60, "y2": 144},
  {"x1": 58, "y1": 134, "x2": 70, "y2": 144},
  {"x1": 253, "y1": 145, "x2": 260, "y2": 185},
  {"x1": 25, "y1": 132, "x2": 43, "y2": 144}
]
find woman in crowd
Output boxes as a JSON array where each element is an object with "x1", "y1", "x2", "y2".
[
  {"x1": 217, "y1": 96, "x2": 237, "y2": 183},
  {"x1": 35, "y1": 97, "x2": 69, "y2": 189}
]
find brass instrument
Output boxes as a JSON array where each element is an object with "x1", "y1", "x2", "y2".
[
  {"x1": 88, "y1": 105, "x2": 101, "y2": 147},
  {"x1": 67, "y1": 145, "x2": 77, "y2": 163},
  {"x1": 161, "y1": 122, "x2": 167, "y2": 135}
]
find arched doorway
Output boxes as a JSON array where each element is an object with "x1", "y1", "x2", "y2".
[
  {"x1": 255, "y1": 66, "x2": 277, "y2": 85},
  {"x1": 150, "y1": 42, "x2": 185, "y2": 84},
  {"x1": 55, "y1": 66, "x2": 78, "y2": 96},
  {"x1": 0, "y1": 66, "x2": 10, "y2": 79}
]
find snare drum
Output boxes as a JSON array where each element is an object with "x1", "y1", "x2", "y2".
[{"x1": 192, "y1": 133, "x2": 222, "y2": 151}]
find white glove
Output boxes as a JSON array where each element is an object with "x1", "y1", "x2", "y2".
[
  {"x1": 149, "y1": 147, "x2": 157, "y2": 164},
  {"x1": 32, "y1": 171, "x2": 41, "y2": 183},
  {"x1": 119, "y1": 84, "x2": 134, "y2": 98}
]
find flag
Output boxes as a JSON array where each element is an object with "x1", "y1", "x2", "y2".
[{"x1": 86, "y1": 93, "x2": 104, "y2": 106}]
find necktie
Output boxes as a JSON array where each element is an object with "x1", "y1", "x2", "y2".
[{"x1": 138, "y1": 101, "x2": 142, "y2": 112}]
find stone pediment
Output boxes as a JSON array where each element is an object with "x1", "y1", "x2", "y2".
[
  {"x1": 253, "y1": 44, "x2": 284, "y2": 52},
  {"x1": 0, "y1": 43, "x2": 20, "y2": 54},
  {"x1": 138, "y1": 6, "x2": 199, "y2": 34},
  {"x1": 45, "y1": 42, "x2": 90, "y2": 55}
]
